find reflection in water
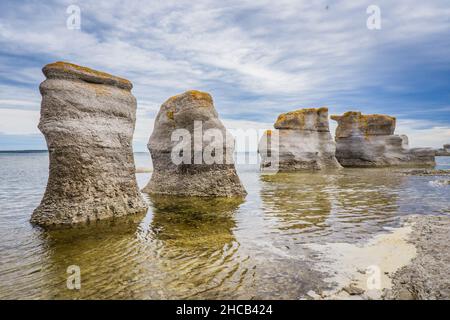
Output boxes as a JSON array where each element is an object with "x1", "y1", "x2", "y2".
[
  {"x1": 9, "y1": 196, "x2": 246, "y2": 299},
  {"x1": 37, "y1": 214, "x2": 146, "y2": 299},
  {"x1": 328, "y1": 169, "x2": 405, "y2": 242},
  {"x1": 145, "y1": 195, "x2": 248, "y2": 299},
  {"x1": 260, "y1": 169, "x2": 405, "y2": 243},
  {"x1": 149, "y1": 195, "x2": 240, "y2": 250},
  {"x1": 333, "y1": 169, "x2": 403, "y2": 218},
  {"x1": 260, "y1": 172, "x2": 331, "y2": 234},
  {"x1": 1, "y1": 153, "x2": 449, "y2": 299}
]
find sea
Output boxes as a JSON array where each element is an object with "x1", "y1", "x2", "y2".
[{"x1": 0, "y1": 151, "x2": 449, "y2": 299}]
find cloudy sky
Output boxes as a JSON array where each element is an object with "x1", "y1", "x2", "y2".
[{"x1": 0, "y1": 0, "x2": 449, "y2": 151}]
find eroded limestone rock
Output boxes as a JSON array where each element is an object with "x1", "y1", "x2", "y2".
[
  {"x1": 31, "y1": 62, "x2": 147, "y2": 227},
  {"x1": 435, "y1": 144, "x2": 450, "y2": 156},
  {"x1": 258, "y1": 108, "x2": 342, "y2": 171},
  {"x1": 142, "y1": 90, "x2": 246, "y2": 197},
  {"x1": 331, "y1": 111, "x2": 435, "y2": 167},
  {"x1": 389, "y1": 215, "x2": 450, "y2": 300}
]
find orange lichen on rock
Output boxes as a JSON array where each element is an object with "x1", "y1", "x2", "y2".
[
  {"x1": 274, "y1": 107, "x2": 329, "y2": 131},
  {"x1": 259, "y1": 106, "x2": 341, "y2": 170},
  {"x1": 165, "y1": 90, "x2": 213, "y2": 106},
  {"x1": 331, "y1": 111, "x2": 396, "y2": 138},
  {"x1": 166, "y1": 110, "x2": 174, "y2": 120},
  {"x1": 331, "y1": 111, "x2": 435, "y2": 167},
  {"x1": 144, "y1": 90, "x2": 246, "y2": 197},
  {"x1": 43, "y1": 61, "x2": 132, "y2": 90},
  {"x1": 188, "y1": 90, "x2": 213, "y2": 102}
]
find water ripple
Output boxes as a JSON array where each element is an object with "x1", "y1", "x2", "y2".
[{"x1": 0, "y1": 153, "x2": 449, "y2": 299}]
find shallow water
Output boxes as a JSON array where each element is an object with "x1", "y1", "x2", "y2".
[{"x1": 0, "y1": 152, "x2": 449, "y2": 299}]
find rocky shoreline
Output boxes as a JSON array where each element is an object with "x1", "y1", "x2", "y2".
[
  {"x1": 386, "y1": 215, "x2": 450, "y2": 300},
  {"x1": 306, "y1": 214, "x2": 450, "y2": 300},
  {"x1": 398, "y1": 169, "x2": 450, "y2": 176}
]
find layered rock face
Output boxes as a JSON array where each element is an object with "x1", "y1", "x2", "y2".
[
  {"x1": 331, "y1": 111, "x2": 435, "y2": 167},
  {"x1": 258, "y1": 108, "x2": 342, "y2": 171},
  {"x1": 435, "y1": 144, "x2": 450, "y2": 156},
  {"x1": 142, "y1": 90, "x2": 246, "y2": 197},
  {"x1": 31, "y1": 62, "x2": 147, "y2": 227}
]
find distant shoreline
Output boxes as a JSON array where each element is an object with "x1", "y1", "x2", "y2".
[
  {"x1": 0, "y1": 150, "x2": 150, "y2": 153},
  {"x1": 0, "y1": 150, "x2": 48, "y2": 153},
  {"x1": 1, "y1": 150, "x2": 449, "y2": 156},
  {"x1": 0, "y1": 150, "x2": 261, "y2": 154}
]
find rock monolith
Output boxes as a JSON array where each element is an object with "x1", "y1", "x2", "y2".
[
  {"x1": 258, "y1": 107, "x2": 342, "y2": 171},
  {"x1": 435, "y1": 144, "x2": 450, "y2": 156},
  {"x1": 331, "y1": 111, "x2": 435, "y2": 167},
  {"x1": 142, "y1": 90, "x2": 246, "y2": 197},
  {"x1": 31, "y1": 62, "x2": 148, "y2": 227}
]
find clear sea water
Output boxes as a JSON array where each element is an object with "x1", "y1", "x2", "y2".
[{"x1": 0, "y1": 152, "x2": 449, "y2": 299}]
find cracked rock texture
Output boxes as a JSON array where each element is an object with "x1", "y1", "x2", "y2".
[
  {"x1": 331, "y1": 111, "x2": 435, "y2": 167},
  {"x1": 31, "y1": 62, "x2": 147, "y2": 227},
  {"x1": 142, "y1": 90, "x2": 246, "y2": 197},
  {"x1": 258, "y1": 108, "x2": 342, "y2": 171},
  {"x1": 388, "y1": 215, "x2": 450, "y2": 300}
]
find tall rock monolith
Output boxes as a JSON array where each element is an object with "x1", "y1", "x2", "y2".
[
  {"x1": 331, "y1": 111, "x2": 435, "y2": 167},
  {"x1": 31, "y1": 62, "x2": 147, "y2": 227},
  {"x1": 142, "y1": 90, "x2": 246, "y2": 197},
  {"x1": 258, "y1": 107, "x2": 342, "y2": 171}
]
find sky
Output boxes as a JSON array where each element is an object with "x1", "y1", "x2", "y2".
[{"x1": 0, "y1": 0, "x2": 449, "y2": 151}]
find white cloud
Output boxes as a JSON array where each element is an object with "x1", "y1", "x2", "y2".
[
  {"x1": 0, "y1": 108, "x2": 40, "y2": 135},
  {"x1": 396, "y1": 119, "x2": 450, "y2": 149},
  {"x1": 0, "y1": 0, "x2": 449, "y2": 149}
]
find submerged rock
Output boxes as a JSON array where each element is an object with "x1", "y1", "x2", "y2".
[
  {"x1": 258, "y1": 107, "x2": 342, "y2": 171},
  {"x1": 31, "y1": 62, "x2": 147, "y2": 227},
  {"x1": 142, "y1": 90, "x2": 246, "y2": 197},
  {"x1": 331, "y1": 111, "x2": 435, "y2": 167}
]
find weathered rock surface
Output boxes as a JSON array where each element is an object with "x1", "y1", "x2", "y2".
[
  {"x1": 331, "y1": 111, "x2": 435, "y2": 167},
  {"x1": 142, "y1": 90, "x2": 246, "y2": 197},
  {"x1": 258, "y1": 108, "x2": 342, "y2": 171},
  {"x1": 31, "y1": 62, "x2": 147, "y2": 227},
  {"x1": 435, "y1": 144, "x2": 450, "y2": 156},
  {"x1": 387, "y1": 215, "x2": 450, "y2": 300}
]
